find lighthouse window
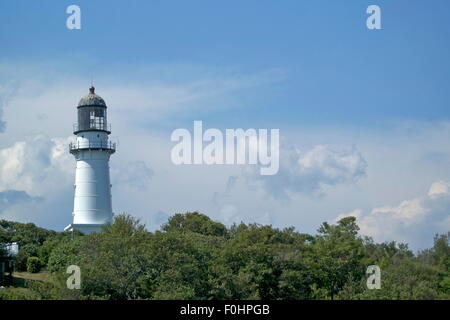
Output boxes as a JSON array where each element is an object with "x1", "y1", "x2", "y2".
[
  {"x1": 89, "y1": 109, "x2": 105, "y2": 130},
  {"x1": 78, "y1": 107, "x2": 107, "y2": 131}
]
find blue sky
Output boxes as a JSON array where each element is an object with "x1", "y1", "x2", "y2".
[
  {"x1": 0, "y1": 0, "x2": 449, "y2": 250},
  {"x1": 2, "y1": 0, "x2": 450, "y2": 126}
]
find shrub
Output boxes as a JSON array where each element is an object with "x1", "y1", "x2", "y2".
[
  {"x1": 26, "y1": 257, "x2": 41, "y2": 273},
  {"x1": 0, "y1": 288, "x2": 40, "y2": 300},
  {"x1": 16, "y1": 243, "x2": 39, "y2": 271},
  {"x1": 47, "y1": 239, "x2": 81, "y2": 273}
]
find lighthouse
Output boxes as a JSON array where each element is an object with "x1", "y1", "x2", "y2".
[{"x1": 65, "y1": 86, "x2": 116, "y2": 235}]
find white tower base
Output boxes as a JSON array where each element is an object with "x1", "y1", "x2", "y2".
[{"x1": 64, "y1": 223, "x2": 108, "y2": 235}]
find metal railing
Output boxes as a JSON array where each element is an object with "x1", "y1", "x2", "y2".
[
  {"x1": 73, "y1": 123, "x2": 111, "y2": 133},
  {"x1": 69, "y1": 141, "x2": 116, "y2": 153}
]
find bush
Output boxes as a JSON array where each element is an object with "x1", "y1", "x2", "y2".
[
  {"x1": 0, "y1": 288, "x2": 40, "y2": 300},
  {"x1": 47, "y1": 239, "x2": 82, "y2": 273},
  {"x1": 26, "y1": 257, "x2": 41, "y2": 273},
  {"x1": 16, "y1": 243, "x2": 40, "y2": 271}
]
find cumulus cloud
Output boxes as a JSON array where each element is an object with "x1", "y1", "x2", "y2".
[
  {"x1": 0, "y1": 135, "x2": 73, "y2": 197},
  {"x1": 336, "y1": 181, "x2": 450, "y2": 250},
  {"x1": 244, "y1": 144, "x2": 367, "y2": 199},
  {"x1": 0, "y1": 136, "x2": 73, "y2": 226}
]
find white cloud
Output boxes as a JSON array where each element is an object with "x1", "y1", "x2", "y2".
[
  {"x1": 336, "y1": 181, "x2": 450, "y2": 250},
  {"x1": 428, "y1": 180, "x2": 450, "y2": 198},
  {"x1": 0, "y1": 135, "x2": 74, "y2": 228},
  {"x1": 244, "y1": 144, "x2": 367, "y2": 198},
  {"x1": 0, "y1": 135, "x2": 73, "y2": 197},
  {"x1": 297, "y1": 144, "x2": 367, "y2": 185}
]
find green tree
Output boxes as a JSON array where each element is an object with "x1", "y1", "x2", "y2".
[
  {"x1": 312, "y1": 217, "x2": 366, "y2": 299},
  {"x1": 162, "y1": 212, "x2": 228, "y2": 237},
  {"x1": 1, "y1": 213, "x2": 448, "y2": 301},
  {"x1": 0, "y1": 220, "x2": 58, "y2": 271},
  {"x1": 432, "y1": 233, "x2": 450, "y2": 270},
  {"x1": 150, "y1": 213, "x2": 227, "y2": 299},
  {"x1": 213, "y1": 223, "x2": 312, "y2": 299},
  {"x1": 47, "y1": 237, "x2": 83, "y2": 273},
  {"x1": 356, "y1": 257, "x2": 441, "y2": 300},
  {"x1": 76, "y1": 215, "x2": 154, "y2": 299}
]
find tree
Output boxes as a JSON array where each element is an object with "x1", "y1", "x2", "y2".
[
  {"x1": 149, "y1": 231, "x2": 221, "y2": 299},
  {"x1": 432, "y1": 233, "x2": 450, "y2": 270},
  {"x1": 75, "y1": 215, "x2": 154, "y2": 299},
  {"x1": 162, "y1": 212, "x2": 228, "y2": 237},
  {"x1": 213, "y1": 223, "x2": 312, "y2": 299},
  {"x1": 312, "y1": 217, "x2": 366, "y2": 299},
  {"x1": 1, "y1": 214, "x2": 448, "y2": 300},
  {"x1": 0, "y1": 220, "x2": 58, "y2": 271},
  {"x1": 47, "y1": 237, "x2": 83, "y2": 273},
  {"x1": 355, "y1": 257, "x2": 441, "y2": 300}
]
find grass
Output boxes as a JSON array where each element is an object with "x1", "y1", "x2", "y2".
[
  {"x1": 0, "y1": 270, "x2": 59, "y2": 300},
  {"x1": 1, "y1": 270, "x2": 54, "y2": 289},
  {"x1": 13, "y1": 271, "x2": 53, "y2": 283}
]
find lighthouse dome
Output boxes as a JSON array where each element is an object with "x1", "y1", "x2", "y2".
[{"x1": 78, "y1": 86, "x2": 106, "y2": 107}]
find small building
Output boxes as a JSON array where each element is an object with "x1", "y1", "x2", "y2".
[{"x1": 0, "y1": 242, "x2": 19, "y2": 285}]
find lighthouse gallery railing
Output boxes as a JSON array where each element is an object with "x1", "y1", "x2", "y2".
[{"x1": 69, "y1": 141, "x2": 116, "y2": 153}]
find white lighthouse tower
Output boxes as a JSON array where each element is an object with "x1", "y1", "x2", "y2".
[{"x1": 65, "y1": 86, "x2": 116, "y2": 235}]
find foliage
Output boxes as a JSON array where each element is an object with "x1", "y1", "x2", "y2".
[
  {"x1": 0, "y1": 220, "x2": 63, "y2": 271},
  {"x1": 0, "y1": 287, "x2": 41, "y2": 300},
  {"x1": 0, "y1": 220, "x2": 56, "y2": 246},
  {"x1": 312, "y1": 217, "x2": 367, "y2": 299},
  {"x1": 47, "y1": 237, "x2": 83, "y2": 273},
  {"x1": 0, "y1": 214, "x2": 448, "y2": 300},
  {"x1": 162, "y1": 212, "x2": 228, "y2": 237},
  {"x1": 26, "y1": 257, "x2": 42, "y2": 273}
]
